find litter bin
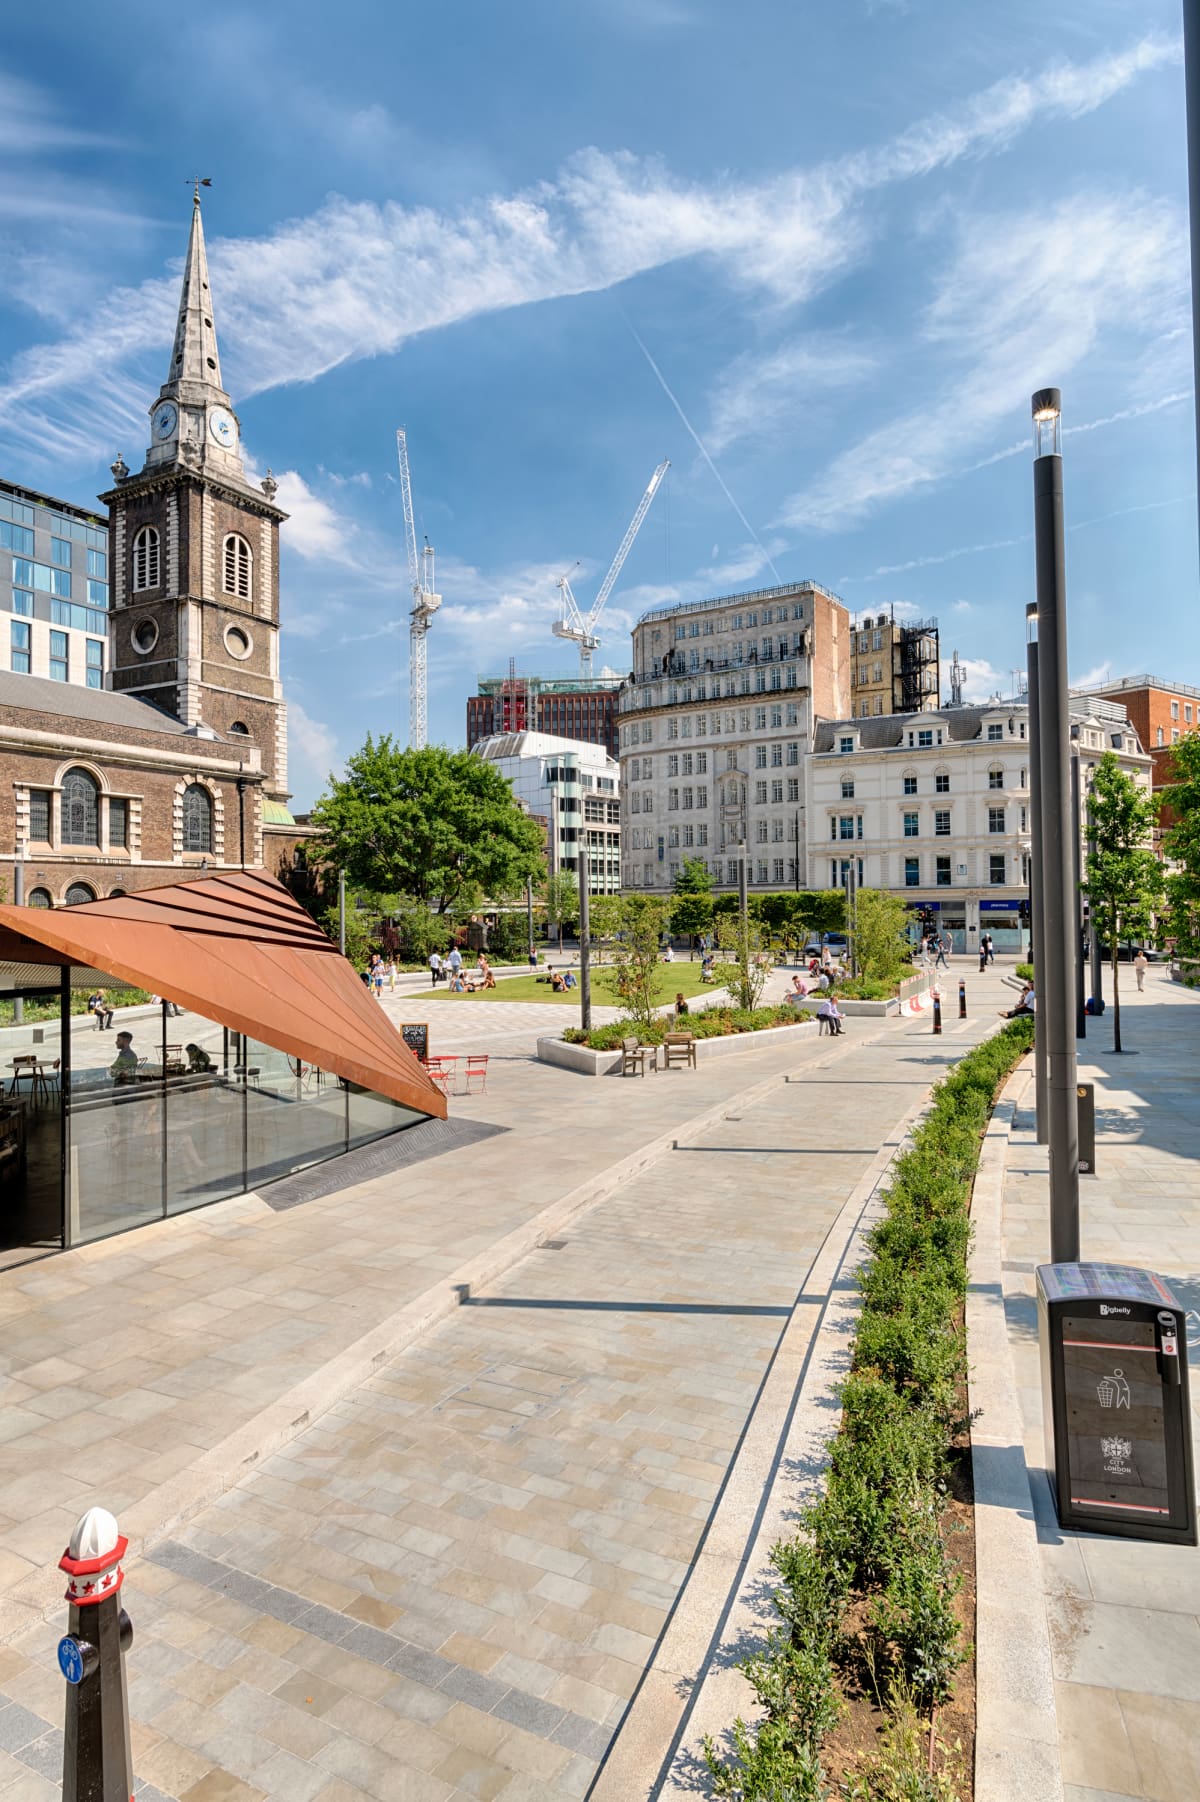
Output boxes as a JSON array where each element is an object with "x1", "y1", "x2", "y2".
[{"x1": 1038, "y1": 1262, "x2": 1196, "y2": 1545}]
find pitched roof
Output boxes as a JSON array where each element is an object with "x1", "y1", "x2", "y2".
[
  {"x1": 0, "y1": 870, "x2": 445, "y2": 1120},
  {"x1": 0, "y1": 669, "x2": 198, "y2": 737}
]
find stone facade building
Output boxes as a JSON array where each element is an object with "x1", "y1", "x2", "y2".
[
  {"x1": 1, "y1": 189, "x2": 310, "y2": 907},
  {"x1": 617, "y1": 580, "x2": 850, "y2": 892},
  {"x1": 472, "y1": 730, "x2": 621, "y2": 891},
  {"x1": 805, "y1": 695, "x2": 1151, "y2": 951}
]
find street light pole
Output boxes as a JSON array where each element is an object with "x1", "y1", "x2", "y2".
[
  {"x1": 1031, "y1": 387, "x2": 1080, "y2": 1264},
  {"x1": 1087, "y1": 777, "x2": 1103, "y2": 1006},
  {"x1": 1183, "y1": 0, "x2": 1200, "y2": 568},
  {"x1": 1026, "y1": 627, "x2": 1048, "y2": 1145},
  {"x1": 577, "y1": 846, "x2": 591, "y2": 1032},
  {"x1": 1070, "y1": 733, "x2": 1086, "y2": 1037}
]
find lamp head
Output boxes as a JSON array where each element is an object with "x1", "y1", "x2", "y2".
[{"x1": 1031, "y1": 387, "x2": 1062, "y2": 458}]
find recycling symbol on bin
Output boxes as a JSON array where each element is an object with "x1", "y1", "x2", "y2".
[{"x1": 1096, "y1": 1369, "x2": 1131, "y2": 1410}]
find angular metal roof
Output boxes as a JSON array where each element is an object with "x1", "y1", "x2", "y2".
[{"x1": 0, "y1": 870, "x2": 445, "y2": 1120}]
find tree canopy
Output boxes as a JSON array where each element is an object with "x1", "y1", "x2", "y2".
[
  {"x1": 1084, "y1": 751, "x2": 1164, "y2": 1051},
  {"x1": 309, "y1": 738, "x2": 545, "y2": 914},
  {"x1": 1162, "y1": 732, "x2": 1200, "y2": 976},
  {"x1": 671, "y1": 857, "x2": 715, "y2": 938}
]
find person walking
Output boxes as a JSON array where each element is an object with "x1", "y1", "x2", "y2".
[
  {"x1": 1134, "y1": 949, "x2": 1148, "y2": 993},
  {"x1": 429, "y1": 950, "x2": 443, "y2": 986},
  {"x1": 387, "y1": 958, "x2": 398, "y2": 992},
  {"x1": 447, "y1": 944, "x2": 463, "y2": 982},
  {"x1": 935, "y1": 935, "x2": 949, "y2": 969}
]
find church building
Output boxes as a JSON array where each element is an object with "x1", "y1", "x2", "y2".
[{"x1": 0, "y1": 190, "x2": 309, "y2": 908}]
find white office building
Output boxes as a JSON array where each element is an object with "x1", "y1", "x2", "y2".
[
  {"x1": 805, "y1": 696, "x2": 1151, "y2": 951},
  {"x1": 471, "y1": 730, "x2": 621, "y2": 892}
]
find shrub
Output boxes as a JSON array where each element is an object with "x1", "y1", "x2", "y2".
[{"x1": 561, "y1": 1002, "x2": 808, "y2": 1050}]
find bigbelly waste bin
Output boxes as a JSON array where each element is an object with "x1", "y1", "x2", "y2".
[{"x1": 1038, "y1": 1262, "x2": 1196, "y2": 1546}]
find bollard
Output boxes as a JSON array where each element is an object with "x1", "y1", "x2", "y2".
[
  {"x1": 932, "y1": 992, "x2": 942, "y2": 1035},
  {"x1": 58, "y1": 1506, "x2": 134, "y2": 1802},
  {"x1": 959, "y1": 979, "x2": 967, "y2": 1019}
]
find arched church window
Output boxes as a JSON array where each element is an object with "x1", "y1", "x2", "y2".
[
  {"x1": 132, "y1": 526, "x2": 160, "y2": 591},
  {"x1": 182, "y1": 784, "x2": 213, "y2": 854},
  {"x1": 64, "y1": 883, "x2": 96, "y2": 907},
  {"x1": 61, "y1": 769, "x2": 99, "y2": 846},
  {"x1": 223, "y1": 533, "x2": 252, "y2": 601},
  {"x1": 27, "y1": 888, "x2": 52, "y2": 908},
  {"x1": 229, "y1": 720, "x2": 251, "y2": 735}
]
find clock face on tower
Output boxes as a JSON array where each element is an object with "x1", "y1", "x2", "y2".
[
  {"x1": 209, "y1": 407, "x2": 237, "y2": 448},
  {"x1": 153, "y1": 403, "x2": 178, "y2": 441}
]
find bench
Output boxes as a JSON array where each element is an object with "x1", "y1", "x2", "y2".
[{"x1": 661, "y1": 1031, "x2": 697, "y2": 1071}]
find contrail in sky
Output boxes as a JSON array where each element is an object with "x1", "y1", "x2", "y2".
[{"x1": 625, "y1": 319, "x2": 784, "y2": 585}]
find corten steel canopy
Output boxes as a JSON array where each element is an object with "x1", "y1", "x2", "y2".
[{"x1": 0, "y1": 870, "x2": 446, "y2": 1120}]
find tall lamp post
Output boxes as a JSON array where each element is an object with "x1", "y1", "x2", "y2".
[
  {"x1": 1031, "y1": 388, "x2": 1080, "y2": 1264},
  {"x1": 1026, "y1": 616, "x2": 1048, "y2": 1143},
  {"x1": 1070, "y1": 728, "x2": 1086, "y2": 1037}
]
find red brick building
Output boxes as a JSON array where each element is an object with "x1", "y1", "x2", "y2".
[
  {"x1": 466, "y1": 673, "x2": 622, "y2": 761},
  {"x1": 1, "y1": 190, "x2": 312, "y2": 906},
  {"x1": 1087, "y1": 674, "x2": 1200, "y2": 832}
]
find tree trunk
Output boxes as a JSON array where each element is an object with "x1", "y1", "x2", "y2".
[{"x1": 1112, "y1": 944, "x2": 1122, "y2": 1053}]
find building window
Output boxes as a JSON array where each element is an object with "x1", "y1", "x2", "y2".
[
  {"x1": 132, "y1": 525, "x2": 160, "y2": 591},
  {"x1": 1187, "y1": 704, "x2": 1194, "y2": 725},
  {"x1": 27, "y1": 888, "x2": 52, "y2": 908},
  {"x1": 1171, "y1": 700, "x2": 1179, "y2": 720},
  {"x1": 667, "y1": 754, "x2": 679, "y2": 777},
  {"x1": 935, "y1": 856, "x2": 952, "y2": 886},
  {"x1": 989, "y1": 853, "x2": 1007, "y2": 885},
  {"x1": 64, "y1": 883, "x2": 96, "y2": 907},
  {"x1": 10, "y1": 620, "x2": 30, "y2": 673},
  {"x1": 49, "y1": 630, "x2": 68, "y2": 682},
  {"x1": 839, "y1": 816, "x2": 855, "y2": 840},
  {"x1": 86, "y1": 639, "x2": 103, "y2": 689},
  {"x1": 223, "y1": 533, "x2": 253, "y2": 601},
  {"x1": 61, "y1": 768, "x2": 99, "y2": 845},
  {"x1": 50, "y1": 536, "x2": 72, "y2": 567},
  {"x1": 839, "y1": 736, "x2": 854, "y2": 754},
  {"x1": 12, "y1": 589, "x2": 33, "y2": 617},
  {"x1": 903, "y1": 812, "x2": 919, "y2": 837},
  {"x1": 771, "y1": 780, "x2": 783, "y2": 804},
  {"x1": 787, "y1": 777, "x2": 799, "y2": 802},
  {"x1": 903, "y1": 774, "x2": 917, "y2": 795},
  {"x1": 988, "y1": 807, "x2": 1006, "y2": 834},
  {"x1": 182, "y1": 784, "x2": 213, "y2": 853},
  {"x1": 0, "y1": 520, "x2": 34, "y2": 556},
  {"x1": 904, "y1": 857, "x2": 920, "y2": 887},
  {"x1": 988, "y1": 767, "x2": 1004, "y2": 790},
  {"x1": 109, "y1": 797, "x2": 128, "y2": 849},
  {"x1": 1157, "y1": 727, "x2": 1164, "y2": 746},
  {"x1": 229, "y1": 720, "x2": 251, "y2": 736},
  {"x1": 841, "y1": 779, "x2": 854, "y2": 799},
  {"x1": 987, "y1": 723, "x2": 1003, "y2": 742},
  {"x1": 28, "y1": 789, "x2": 51, "y2": 840},
  {"x1": 87, "y1": 548, "x2": 107, "y2": 579},
  {"x1": 917, "y1": 729, "x2": 933, "y2": 748},
  {"x1": 755, "y1": 746, "x2": 767, "y2": 768},
  {"x1": 934, "y1": 810, "x2": 950, "y2": 836},
  {"x1": 935, "y1": 772, "x2": 950, "y2": 793}
]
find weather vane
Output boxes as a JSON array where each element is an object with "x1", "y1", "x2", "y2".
[{"x1": 186, "y1": 176, "x2": 213, "y2": 204}]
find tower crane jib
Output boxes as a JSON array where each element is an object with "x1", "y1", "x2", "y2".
[
  {"x1": 396, "y1": 427, "x2": 442, "y2": 750},
  {"x1": 552, "y1": 460, "x2": 669, "y2": 678}
]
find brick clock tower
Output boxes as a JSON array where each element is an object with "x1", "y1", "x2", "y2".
[{"x1": 100, "y1": 187, "x2": 292, "y2": 816}]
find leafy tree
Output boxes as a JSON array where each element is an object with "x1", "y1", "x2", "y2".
[
  {"x1": 1084, "y1": 752, "x2": 1164, "y2": 1052},
  {"x1": 543, "y1": 871, "x2": 579, "y2": 948},
  {"x1": 671, "y1": 859, "x2": 715, "y2": 942},
  {"x1": 609, "y1": 893, "x2": 673, "y2": 1028},
  {"x1": 853, "y1": 889, "x2": 912, "y2": 986},
  {"x1": 309, "y1": 738, "x2": 545, "y2": 914},
  {"x1": 387, "y1": 895, "x2": 450, "y2": 962},
  {"x1": 319, "y1": 896, "x2": 374, "y2": 969},
  {"x1": 588, "y1": 894, "x2": 623, "y2": 963},
  {"x1": 1162, "y1": 732, "x2": 1200, "y2": 981},
  {"x1": 715, "y1": 915, "x2": 772, "y2": 1010}
]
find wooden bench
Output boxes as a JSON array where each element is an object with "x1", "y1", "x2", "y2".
[
  {"x1": 620, "y1": 1037, "x2": 653, "y2": 1077},
  {"x1": 661, "y1": 1031, "x2": 697, "y2": 1071}
]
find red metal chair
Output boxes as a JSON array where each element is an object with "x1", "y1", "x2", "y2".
[
  {"x1": 463, "y1": 1054, "x2": 488, "y2": 1094},
  {"x1": 426, "y1": 1055, "x2": 458, "y2": 1097}
]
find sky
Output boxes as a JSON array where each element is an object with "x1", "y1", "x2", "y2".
[{"x1": 0, "y1": 0, "x2": 1193, "y2": 808}]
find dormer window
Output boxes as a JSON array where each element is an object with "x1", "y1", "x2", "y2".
[
  {"x1": 839, "y1": 735, "x2": 854, "y2": 754},
  {"x1": 223, "y1": 533, "x2": 252, "y2": 601},
  {"x1": 987, "y1": 723, "x2": 1004, "y2": 742},
  {"x1": 132, "y1": 526, "x2": 160, "y2": 591}
]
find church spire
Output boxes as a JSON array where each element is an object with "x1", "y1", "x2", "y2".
[{"x1": 161, "y1": 184, "x2": 226, "y2": 403}]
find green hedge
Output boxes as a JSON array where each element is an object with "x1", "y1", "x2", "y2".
[
  {"x1": 562, "y1": 1002, "x2": 810, "y2": 1051},
  {"x1": 705, "y1": 1016, "x2": 1035, "y2": 1800}
]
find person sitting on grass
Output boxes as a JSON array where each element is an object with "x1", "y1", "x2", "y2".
[
  {"x1": 562, "y1": 969, "x2": 577, "y2": 990},
  {"x1": 550, "y1": 970, "x2": 568, "y2": 992},
  {"x1": 477, "y1": 955, "x2": 497, "y2": 990},
  {"x1": 448, "y1": 968, "x2": 467, "y2": 992},
  {"x1": 700, "y1": 954, "x2": 715, "y2": 983}
]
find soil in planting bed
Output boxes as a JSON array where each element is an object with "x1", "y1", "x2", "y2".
[{"x1": 822, "y1": 1359, "x2": 977, "y2": 1799}]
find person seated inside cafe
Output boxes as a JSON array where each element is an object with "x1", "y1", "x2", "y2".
[
  {"x1": 109, "y1": 1031, "x2": 139, "y2": 1082},
  {"x1": 185, "y1": 1042, "x2": 215, "y2": 1073}
]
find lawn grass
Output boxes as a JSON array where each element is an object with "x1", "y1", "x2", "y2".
[{"x1": 409, "y1": 961, "x2": 718, "y2": 1005}]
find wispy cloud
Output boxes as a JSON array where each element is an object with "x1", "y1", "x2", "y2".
[
  {"x1": 781, "y1": 190, "x2": 1185, "y2": 532},
  {"x1": 287, "y1": 699, "x2": 342, "y2": 799},
  {"x1": 1072, "y1": 659, "x2": 1114, "y2": 690},
  {"x1": 0, "y1": 34, "x2": 1175, "y2": 466},
  {"x1": 707, "y1": 339, "x2": 875, "y2": 454}
]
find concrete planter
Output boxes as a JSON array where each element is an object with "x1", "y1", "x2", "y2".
[
  {"x1": 537, "y1": 1016, "x2": 820, "y2": 1077},
  {"x1": 836, "y1": 997, "x2": 898, "y2": 1017}
]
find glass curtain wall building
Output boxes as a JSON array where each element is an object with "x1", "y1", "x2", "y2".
[{"x1": 1, "y1": 479, "x2": 109, "y2": 689}]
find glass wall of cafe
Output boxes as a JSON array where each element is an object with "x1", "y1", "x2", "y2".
[{"x1": 0, "y1": 959, "x2": 425, "y2": 1258}]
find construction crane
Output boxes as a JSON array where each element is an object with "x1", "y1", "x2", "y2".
[
  {"x1": 553, "y1": 460, "x2": 669, "y2": 677},
  {"x1": 396, "y1": 428, "x2": 441, "y2": 748}
]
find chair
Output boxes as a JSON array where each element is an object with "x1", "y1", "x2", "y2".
[
  {"x1": 233, "y1": 1064, "x2": 261, "y2": 1089},
  {"x1": 163, "y1": 1044, "x2": 186, "y2": 1076},
  {"x1": 426, "y1": 1057, "x2": 456, "y2": 1098},
  {"x1": 661, "y1": 1032, "x2": 697, "y2": 1071},
  {"x1": 463, "y1": 1055, "x2": 488, "y2": 1094},
  {"x1": 9, "y1": 1055, "x2": 37, "y2": 1099},
  {"x1": 620, "y1": 1037, "x2": 653, "y2": 1077}
]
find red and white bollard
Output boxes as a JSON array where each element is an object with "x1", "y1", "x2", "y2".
[
  {"x1": 932, "y1": 990, "x2": 942, "y2": 1034},
  {"x1": 58, "y1": 1507, "x2": 134, "y2": 1802}
]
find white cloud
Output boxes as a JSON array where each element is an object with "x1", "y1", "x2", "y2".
[
  {"x1": 958, "y1": 657, "x2": 1017, "y2": 704},
  {"x1": 953, "y1": 599, "x2": 972, "y2": 613},
  {"x1": 707, "y1": 339, "x2": 875, "y2": 454},
  {"x1": 780, "y1": 190, "x2": 1186, "y2": 532},
  {"x1": 270, "y1": 468, "x2": 368, "y2": 567},
  {"x1": 0, "y1": 34, "x2": 1175, "y2": 466},
  {"x1": 1072, "y1": 659, "x2": 1114, "y2": 690},
  {"x1": 287, "y1": 699, "x2": 341, "y2": 804}
]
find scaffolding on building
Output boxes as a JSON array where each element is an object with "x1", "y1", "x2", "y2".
[{"x1": 893, "y1": 619, "x2": 940, "y2": 713}]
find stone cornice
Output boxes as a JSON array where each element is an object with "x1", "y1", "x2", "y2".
[
  {"x1": 0, "y1": 723, "x2": 264, "y2": 779},
  {"x1": 99, "y1": 469, "x2": 287, "y2": 525}
]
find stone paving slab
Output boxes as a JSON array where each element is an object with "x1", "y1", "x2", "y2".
[
  {"x1": 991, "y1": 968, "x2": 1200, "y2": 1802},
  {"x1": 0, "y1": 962, "x2": 1018, "y2": 1801}
]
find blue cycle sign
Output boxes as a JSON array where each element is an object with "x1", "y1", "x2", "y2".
[{"x1": 57, "y1": 1636, "x2": 84, "y2": 1685}]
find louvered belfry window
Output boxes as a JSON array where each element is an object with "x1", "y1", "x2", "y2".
[
  {"x1": 132, "y1": 525, "x2": 160, "y2": 591},
  {"x1": 223, "y1": 533, "x2": 252, "y2": 600}
]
